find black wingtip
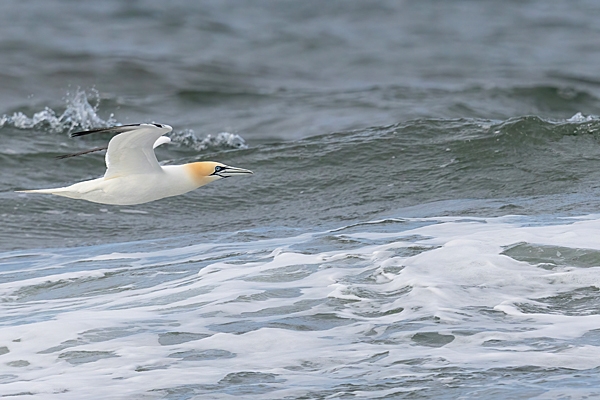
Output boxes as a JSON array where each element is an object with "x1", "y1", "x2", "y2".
[
  {"x1": 56, "y1": 146, "x2": 108, "y2": 159},
  {"x1": 70, "y1": 123, "x2": 142, "y2": 138},
  {"x1": 71, "y1": 127, "x2": 109, "y2": 138}
]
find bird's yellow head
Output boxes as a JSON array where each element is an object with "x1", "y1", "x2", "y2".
[{"x1": 185, "y1": 161, "x2": 253, "y2": 187}]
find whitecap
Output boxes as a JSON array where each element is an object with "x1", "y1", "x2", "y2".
[
  {"x1": 567, "y1": 112, "x2": 597, "y2": 123},
  {"x1": 0, "y1": 88, "x2": 116, "y2": 133},
  {"x1": 168, "y1": 128, "x2": 248, "y2": 151}
]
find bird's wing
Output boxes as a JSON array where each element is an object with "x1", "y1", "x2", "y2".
[
  {"x1": 57, "y1": 126, "x2": 171, "y2": 159},
  {"x1": 71, "y1": 123, "x2": 172, "y2": 179}
]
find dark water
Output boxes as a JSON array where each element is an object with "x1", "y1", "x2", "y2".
[
  {"x1": 3, "y1": 0, "x2": 600, "y2": 250},
  {"x1": 3, "y1": 1, "x2": 600, "y2": 399}
]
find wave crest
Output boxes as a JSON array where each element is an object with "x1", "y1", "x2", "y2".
[
  {"x1": 567, "y1": 112, "x2": 598, "y2": 123},
  {"x1": 0, "y1": 89, "x2": 116, "y2": 133},
  {"x1": 1, "y1": 88, "x2": 249, "y2": 151},
  {"x1": 168, "y1": 129, "x2": 248, "y2": 151}
]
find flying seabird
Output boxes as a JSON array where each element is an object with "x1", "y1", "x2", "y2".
[{"x1": 17, "y1": 123, "x2": 253, "y2": 205}]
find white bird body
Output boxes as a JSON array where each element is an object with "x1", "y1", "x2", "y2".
[{"x1": 18, "y1": 124, "x2": 252, "y2": 205}]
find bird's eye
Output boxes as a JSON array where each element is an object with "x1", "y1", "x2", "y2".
[{"x1": 214, "y1": 166, "x2": 223, "y2": 173}]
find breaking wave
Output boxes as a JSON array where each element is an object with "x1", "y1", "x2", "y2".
[
  {"x1": 0, "y1": 88, "x2": 248, "y2": 151},
  {"x1": 0, "y1": 89, "x2": 117, "y2": 134},
  {"x1": 167, "y1": 129, "x2": 248, "y2": 151}
]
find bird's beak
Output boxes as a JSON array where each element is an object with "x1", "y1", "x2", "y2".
[{"x1": 220, "y1": 166, "x2": 253, "y2": 177}]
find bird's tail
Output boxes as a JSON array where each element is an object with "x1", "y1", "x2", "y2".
[
  {"x1": 17, "y1": 179, "x2": 101, "y2": 201},
  {"x1": 16, "y1": 188, "x2": 65, "y2": 194},
  {"x1": 16, "y1": 187, "x2": 77, "y2": 197}
]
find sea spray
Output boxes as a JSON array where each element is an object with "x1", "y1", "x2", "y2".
[{"x1": 0, "y1": 89, "x2": 116, "y2": 134}]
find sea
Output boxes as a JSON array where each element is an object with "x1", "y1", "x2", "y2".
[{"x1": 2, "y1": 1, "x2": 600, "y2": 398}]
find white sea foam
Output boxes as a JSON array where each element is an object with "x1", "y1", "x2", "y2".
[
  {"x1": 0, "y1": 89, "x2": 116, "y2": 133},
  {"x1": 567, "y1": 112, "x2": 597, "y2": 123},
  {"x1": 2, "y1": 215, "x2": 600, "y2": 398},
  {"x1": 168, "y1": 128, "x2": 248, "y2": 151},
  {"x1": 0, "y1": 90, "x2": 248, "y2": 154}
]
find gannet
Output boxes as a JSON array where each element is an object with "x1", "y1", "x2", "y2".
[{"x1": 17, "y1": 123, "x2": 253, "y2": 205}]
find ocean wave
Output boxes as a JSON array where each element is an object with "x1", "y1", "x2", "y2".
[
  {"x1": 167, "y1": 128, "x2": 248, "y2": 151},
  {"x1": 0, "y1": 88, "x2": 249, "y2": 153},
  {"x1": 0, "y1": 89, "x2": 117, "y2": 134},
  {"x1": 567, "y1": 112, "x2": 599, "y2": 123}
]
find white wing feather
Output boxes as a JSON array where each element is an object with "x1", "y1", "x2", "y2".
[
  {"x1": 104, "y1": 124, "x2": 172, "y2": 179},
  {"x1": 153, "y1": 136, "x2": 171, "y2": 148}
]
